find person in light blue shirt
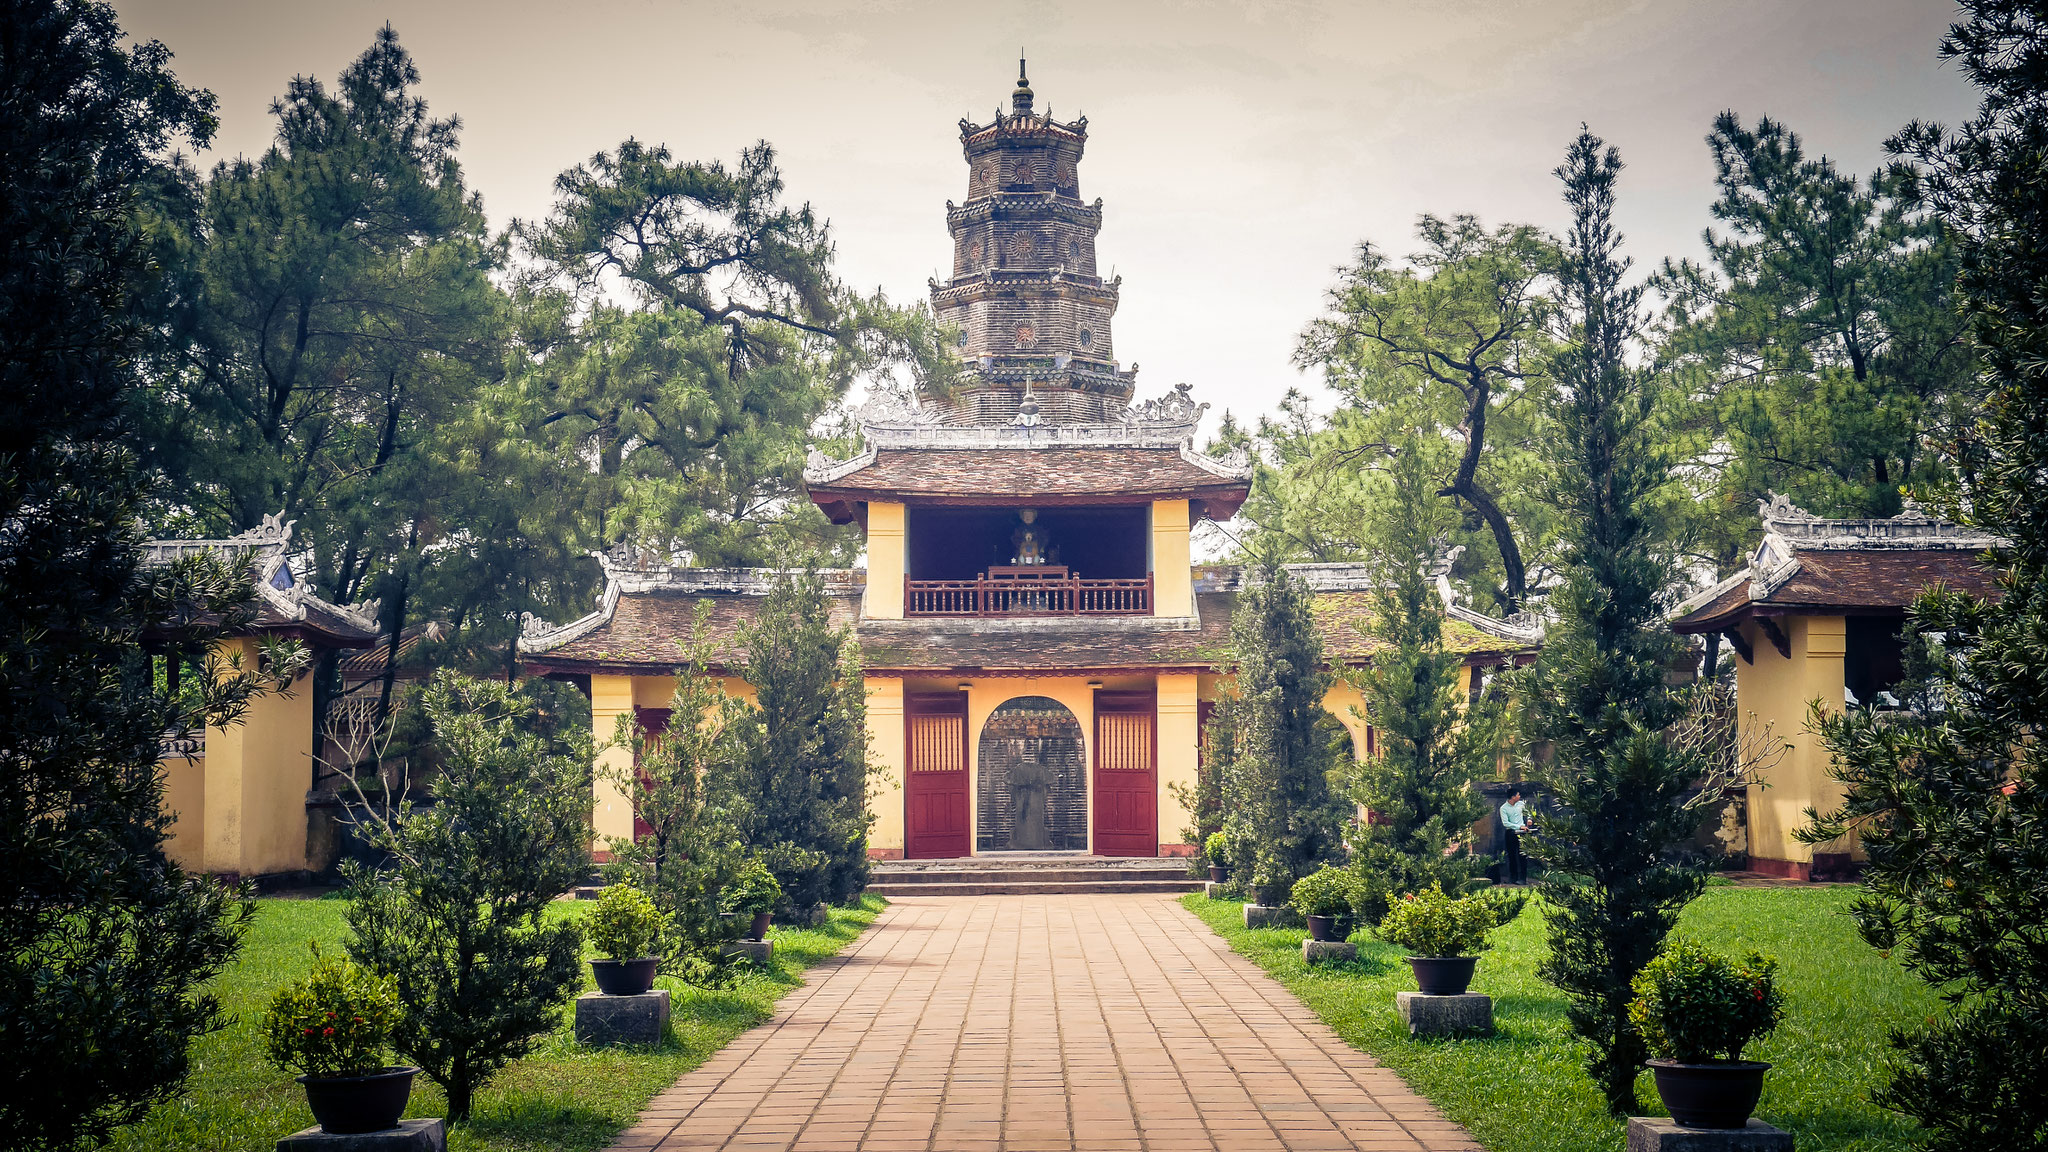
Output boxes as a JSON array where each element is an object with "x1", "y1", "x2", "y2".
[{"x1": 1499, "y1": 789, "x2": 1530, "y2": 885}]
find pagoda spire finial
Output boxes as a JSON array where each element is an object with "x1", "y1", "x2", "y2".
[{"x1": 1011, "y1": 53, "x2": 1034, "y2": 114}]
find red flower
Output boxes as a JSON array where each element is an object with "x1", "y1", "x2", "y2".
[{"x1": 322, "y1": 1026, "x2": 335, "y2": 1036}]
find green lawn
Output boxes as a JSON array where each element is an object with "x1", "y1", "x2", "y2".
[
  {"x1": 113, "y1": 894, "x2": 884, "y2": 1152},
  {"x1": 1182, "y1": 885, "x2": 1936, "y2": 1152}
]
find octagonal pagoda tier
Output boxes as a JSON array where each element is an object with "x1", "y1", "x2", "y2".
[{"x1": 930, "y1": 61, "x2": 1137, "y2": 426}]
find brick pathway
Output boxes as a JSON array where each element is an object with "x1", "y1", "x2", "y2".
[{"x1": 609, "y1": 894, "x2": 1480, "y2": 1152}]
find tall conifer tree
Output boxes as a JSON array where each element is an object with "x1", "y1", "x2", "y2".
[
  {"x1": 1520, "y1": 129, "x2": 1705, "y2": 1114},
  {"x1": 1807, "y1": 6, "x2": 2048, "y2": 1146}
]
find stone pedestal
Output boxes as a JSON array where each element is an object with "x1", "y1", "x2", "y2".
[
  {"x1": 1302, "y1": 940, "x2": 1356, "y2": 964},
  {"x1": 278, "y1": 1119, "x2": 446, "y2": 1152},
  {"x1": 1394, "y1": 991, "x2": 1493, "y2": 1037},
  {"x1": 722, "y1": 939, "x2": 773, "y2": 964},
  {"x1": 574, "y1": 989, "x2": 670, "y2": 1047},
  {"x1": 1243, "y1": 904, "x2": 1300, "y2": 929},
  {"x1": 1625, "y1": 1118, "x2": 1792, "y2": 1151},
  {"x1": 1204, "y1": 881, "x2": 1232, "y2": 900}
]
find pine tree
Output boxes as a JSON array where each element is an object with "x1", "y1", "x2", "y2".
[
  {"x1": 344, "y1": 674, "x2": 589, "y2": 1123},
  {"x1": 1804, "y1": 6, "x2": 2048, "y2": 1147},
  {"x1": 1520, "y1": 129, "x2": 1705, "y2": 1115},
  {"x1": 1219, "y1": 564, "x2": 1349, "y2": 904},
  {"x1": 729, "y1": 571, "x2": 873, "y2": 911},
  {"x1": 0, "y1": 5, "x2": 295, "y2": 1147},
  {"x1": 1347, "y1": 435, "x2": 1501, "y2": 916}
]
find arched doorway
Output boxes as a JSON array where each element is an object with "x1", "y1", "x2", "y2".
[{"x1": 977, "y1": 696, "x2": 1087, "y2": 851}]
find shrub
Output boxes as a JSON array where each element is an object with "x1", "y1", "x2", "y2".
[
  {"x1": 1376, "y1": 884, "x2": 1500, "y2": 957},
  {"x1": 345, "y1": 674, "x2": 590, "y2": 1122},
  {"x1": 263, "y1": 946, "x2": 401, "y2": 1079},
  {"x1": 1289, "y1": 866, "x2": 1368, "y2": 919},
  {"x1": 720, "y1": 858, "x2": 783, "y2": 917},
  {"x1": 587, "y1": 884, "x2": 669, "y2": 962},
  {"x1": 1204, "y1": 831, "x2": 1231, "y2": 869},
  {"x1": 1627, "y1": 939, "x2": 1783, "y2": 1064}
]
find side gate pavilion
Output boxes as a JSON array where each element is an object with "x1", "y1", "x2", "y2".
[{"x1": 518, "y1": 66, "x2": 1539, "y2": 860}]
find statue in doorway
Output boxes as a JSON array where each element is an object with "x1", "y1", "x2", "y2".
[
  {"x1": 1011, "y1": 507, "x2": 1052, "y2": 565},
  {"x1": 1008, "y1": 753, "x2": 1052, "y2": 849}
]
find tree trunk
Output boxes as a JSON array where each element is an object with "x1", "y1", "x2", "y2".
[{"x1": 1438, "y1": 369, "x2": 1527, "y2": 612}]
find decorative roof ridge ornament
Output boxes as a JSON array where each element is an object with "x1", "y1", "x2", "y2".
[
  {"x1": 850, "y1": 388, "x2": 937, "y2": 428},
  {"x1": 1013, "y1": 382, "x2": 1043, "y2": 427},
  {"x1": 1758, "y1": 490, "x2": 1820, "y2": 524},
  {"x1": 1755, "y1": 487, "x2": 2006, "y2": 552},
  {"x1": 1121, "y1": 382, "x2": 1206, "y2": 428}
]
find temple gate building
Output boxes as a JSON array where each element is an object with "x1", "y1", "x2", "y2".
[{"x1": 519, "y1": 66, "x2": 1539, "y2": 859}]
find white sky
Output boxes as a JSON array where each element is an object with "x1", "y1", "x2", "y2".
[{"x1": 118, "y1": 0, "x2": 1977, "y2": 433}]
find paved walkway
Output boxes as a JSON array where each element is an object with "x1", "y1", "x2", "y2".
[{"x1": 609, "y1": 894, "x2": 1479, "y2": 1152}]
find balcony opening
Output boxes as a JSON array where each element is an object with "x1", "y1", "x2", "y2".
[{"x1": 904, "y1": 505, "x2": 1151, "y2": 617}]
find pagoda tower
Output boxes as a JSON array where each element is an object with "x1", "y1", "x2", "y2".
[{"x1": 930, "y1": 60, "x2": 1136, "y2": 425}]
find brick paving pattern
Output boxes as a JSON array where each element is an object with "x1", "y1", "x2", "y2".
[{"x1": 609, "y1": 894, "x2": 1480, "y2": 1152}]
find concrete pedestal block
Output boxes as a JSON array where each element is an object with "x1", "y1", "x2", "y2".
[
  {"x1": 278, "y1": 1119, "x2": 446, "y2": 1152},
  {"x1": 1243, "y1": 904, "x2": 1301, "y2": 929},
  {"x1": 574, "y1": 989, "x2": 670, "y2": 1047},
  {"x1": 1625, "y1": 1118, "x2": 1792, "y2": 1151},
  {"x1": 1204, "y1": 881, "x2": 1232, "y2": 900},
  {"x1": 1302, "y1": 940, "x2": 1357, "y2": 964},
  {"x1": 721, "y1": 939, "x2": 773, "y2": 964},
  {"x1": 1395, "y1": 991, "x2": 1493, "y2": 1037}
]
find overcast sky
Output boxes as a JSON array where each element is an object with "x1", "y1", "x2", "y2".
[{"x1": 118, "y1": 0, "x2": 1977, "y2": 432}]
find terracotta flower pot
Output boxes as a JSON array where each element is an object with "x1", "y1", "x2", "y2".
[
  {"x1": 1305, "y1": 915, "x2": 1339, "y2": 942},
  {"x1": 748, "y1": 911, "x2": 772, "y2": 941},
  {"x1": 1649, "y1": 1059, "x2": 1771, "y2": 1129},
  {"x1": 590, "y1": 957, "x2": 659, "y2": 996},
  {"x1": 300, "y1": 1066, "x2": 416, "y2": 1135},
  {"x1": 1208, "y1": 865, "x2": 1225, "y2": 883},
  {"x1": 1405, "y1": 955, "x2": 1477, "y2": 996}
]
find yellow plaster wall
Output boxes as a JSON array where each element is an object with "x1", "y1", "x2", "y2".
[
  {"x1": 161, "y1": 752, "x2": 206, "y2": 871},
  {"x1": 1156, "y1": 674, "x2": 1199, "y2": 850},
  {"x1": 1322, "y1": 679, "x2": 1371, "y2": 759},
  {"x1": 866, "y1": 678, "x2": 906, "y2": 854},
  {"x1": 866, "y1": 501, "x2": 906, "y2": 619},
  {"x1": 1149, "y1": 499, "x2": 1193, "y2": 617},
  {"x1": 198, "y1": 637, "x2": 313, "y2": 877},
  {"x1": 1736, "y1": 615, "x2": 1849, "y2": 868}
]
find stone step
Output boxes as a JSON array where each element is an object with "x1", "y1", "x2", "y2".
[
  {"x1": 870, "y1": 867, "x2": 1194, "y2": 885},
  {"x1": 867, "y1": 879, "x2": 1202, "y2": 897}
]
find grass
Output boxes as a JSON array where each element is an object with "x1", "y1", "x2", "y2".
[
  {"x1": 1182, "y1": 885, "x2": 1938, "y2": 1152},
  {"x1": 112, "y1": 893, "x2": 884, "y2": 1152}
]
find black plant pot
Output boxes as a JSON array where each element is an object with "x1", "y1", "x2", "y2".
[
  {"x1": 1306, "y1": 915, "x2": 1338, "y2": 942},
  {"x1": 1208, "y1": 865, "x2": 1225, "y2": 883},
  {"x1": 590, "y1": 957, "x2": 659, "y2": 995},
  {"x1": 748, "y1": 911, "x2": 772, "y2": 941},
  {"x1": 1649, "y1": 1059, "x2": 1771, "y2": 1129},
  {"x1": 1406, "y1": 955, "x2": 1478, "y2": 996},
  {"x1": 300, "y1": 1066, "x2": 416, "y2": 1135}
]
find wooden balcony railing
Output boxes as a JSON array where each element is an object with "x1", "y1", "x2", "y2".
[{"x1": 905, "y1": 566, "x2": 1152, "y2": 617}]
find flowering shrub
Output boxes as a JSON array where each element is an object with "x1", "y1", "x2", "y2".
[
  {"x1": 720, "y1": 857, "x2": 782, "y2": 917},
  {"x1": 587, "y1": 883, "x2": 670, "y2": 962},
  {"x1": 1288, "y1": 866, "x2": 1369, "y2": 919},
  {"x1": 1203, "y1": 831, "x2": 1231, "y2": 869},
  {"x1": 263, "y1": 945, "x2": 400, "y2": 1079},
  {"x1": 1375, "y1": 884, "x2": 1500, "y2": 957},
  {"x1": 1628, "y1": 938, "x2": 1784, "y2": 1064}
]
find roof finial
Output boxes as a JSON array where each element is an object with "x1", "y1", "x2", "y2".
[{"x1": 1011, "y1": 52, "x2": 1034, "y2": 114}]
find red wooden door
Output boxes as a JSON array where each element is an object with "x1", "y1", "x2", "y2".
[
  {"x1": 630, "y1": 707, "x2": 671, "y2": 841},
  {"x1": 905, "y1": 694, "x2": 970, "y2": 859},
  {"x1": 1093, "y1": 691, "x2": 1157, "y2": 856}
]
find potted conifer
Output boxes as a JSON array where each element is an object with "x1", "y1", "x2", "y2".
[
  {"x1": 721, "y1": 858, "x2": 782, "y2": 941},
  {"x1": 1375, "y1": 884, "x2": 1501, "y2": 995},
  {"x1": 587, "y1": 883, "x2": 669, "y2": 995},
  {"x1": 264, "y1": 946, "x2": 412, "y2": 1135},
  {"x1": 1204, "y1": 832, "x2": 1230, "y2": 884},
  {"x1": 1629, "y1": 939, "x2": 1785, "y2": 1129},
  {"x1": 1288, "y1": 865, "x2": 1367, "y2": 941}
]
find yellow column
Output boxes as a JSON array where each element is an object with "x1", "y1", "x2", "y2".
[
  {"x1": 866, "y1": 677, "x2": 906, "y2": 857},
  {"x1": 1157, "y1": 673, "x2": 1200, "y2": 854},
  {"x1": 1735, "y1": 614, "x2": 1848, "y2": 870},
  {"x1": 1150, "y1": 499, "x2": 1193, "y2": 618},
  {"x1": 867, "y1": 501, "x2": 906, "y2": 619},
  {"x1": 590, "y1": 674, "x2": 636, "y2": 856},
  {"x1": 198, "y1": 636, "x2": 313, "y2": 877}
]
